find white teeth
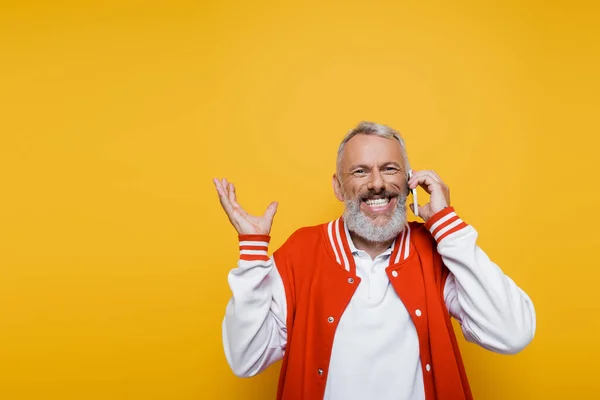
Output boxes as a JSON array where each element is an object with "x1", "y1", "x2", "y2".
[{"x1": 365, "y1": 198, "x2": 390, "y2": 206}]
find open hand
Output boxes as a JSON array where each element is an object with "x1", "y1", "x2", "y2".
[{"x1": 213, "y1": 178, "x2": 278, "y2": 235}]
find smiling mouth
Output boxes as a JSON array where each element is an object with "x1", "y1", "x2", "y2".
[
  {"x1": 361, "y1": 194, "x2": 397, "y2": 212},
  {"x1": 364, "y1": 197, "x2": 390, "y2": 206}
]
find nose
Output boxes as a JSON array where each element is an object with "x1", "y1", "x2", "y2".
[{"x1": 367, "y1": 168, "x2": 385, "y2": 192}]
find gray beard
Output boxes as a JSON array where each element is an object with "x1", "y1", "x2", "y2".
[{"x1": 343, "y1": 195, "x2": 407, "y2": 243}]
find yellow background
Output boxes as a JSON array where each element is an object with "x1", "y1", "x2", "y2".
[{"x1": 1, "y1": 1, "x2": 598, "y2": 399}]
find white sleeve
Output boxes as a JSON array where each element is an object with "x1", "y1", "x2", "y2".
[
  {"x1": 222, "y1": 235, "x2": 288, "y2": 377},
  {"x1": 426, "y1": 208, "x2": 536, "y2": 355}
]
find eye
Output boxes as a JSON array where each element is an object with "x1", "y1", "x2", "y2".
[
  {"x1": 352, "y1": 169, "x2": 368, "y2": 177},
  {"x1": 383, "y1": 166, "x2": 400, "y2": 174}
]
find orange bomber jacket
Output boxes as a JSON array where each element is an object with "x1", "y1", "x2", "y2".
[{"x1": 245, "y1": 207, "x2": 474, "y2": 400}]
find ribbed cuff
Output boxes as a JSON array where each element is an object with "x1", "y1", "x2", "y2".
[
  {"x1": 424, "y1": 207, "x2": 469, "y2": 243},
  {"x1": 238, "y1": 234, "x2": 270, "y2": 261}
]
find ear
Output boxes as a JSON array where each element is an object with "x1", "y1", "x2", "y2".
[{"x1": 332, "y1": 174, "x2": 345, "y2": 202}]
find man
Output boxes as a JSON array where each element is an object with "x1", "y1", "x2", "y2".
[{"x1": 213, "y1": 121, "x2": 536, "y2": 400}]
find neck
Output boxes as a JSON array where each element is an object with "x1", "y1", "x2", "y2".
[{"x1": 349, "y1": 231, "x2": 395, "y2": 260}]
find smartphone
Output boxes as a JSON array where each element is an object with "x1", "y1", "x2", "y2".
[{"x1": 408, "y1": 169, "x2": 418, "y2": 217}]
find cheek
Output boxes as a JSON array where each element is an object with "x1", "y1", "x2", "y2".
[
  {"x1": 343, "y1": 181, "x2": 367, "y2": 198},
  {"x1": 385, "y1": 176, "x2": 406, "y2": 191}
]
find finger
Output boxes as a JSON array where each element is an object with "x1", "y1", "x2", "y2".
[
  {"x1": 408, "y1": 170, "x2": 423, "y2": 187},
  {"x1": 213, "y1": 178, "x2": 228, "y2": 199},
  {"x1": 214, "y1": 178, "x2": 231, "y2": 202},
  {"x1": 412, "y1": 170, "x2": 440, "y2": 182},
  {"x1": 418, "y1": 171, "x2": 449, "y2": 202},
  {"x1": 408, "y1": 174, "x2": 438, "y2": 194},
  {"x1": 229, "y1": 182, "x2": 242, "y2": 208},
  {"x1": 225, "y1": 182, "x2": 251, "y2": 219},
  {"x1": 411, "y1": 170, "x2": 444, "y2": 189},
  {"x1": 421, "y1": 171, "x2": 443, "y2": 187},
  {"x1": 214, "y1": 179, "x2": 236, "y2": 214},
  {"x1": 228, "y1": 182, "x2": 236, "y2": 206},
  {"x1": 264, "y1": 201, "x2": 279, "y2": 221},
  {"x1": 409, "y1": 170, "x2": 441, "y2": 187},
  {"x1": 430, "y1": 170, "x2": 443, "y2": 182},
  {"x1": 219, "y1": 178, "x2": 227, "y2": 196},
  {"x1": 222, "y1": 178, "x2": 229, "y2": 195}
]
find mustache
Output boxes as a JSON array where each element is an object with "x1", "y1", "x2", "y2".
[{"x1": 358, "y1": 190, "x2": 399, "y2": 201}]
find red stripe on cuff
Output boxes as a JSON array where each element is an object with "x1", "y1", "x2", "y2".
[
  {"x1": 239, "y1": 245, "x2": 269, "y2": 251},
  {"x1": 431, "y1": 215, "x2": 460, "y2": 239},
  {"x1": 238, "y1": 234, "x2": 271, "y2": 243},
  {"x1": 240, "y1": 254, "x2": 270, "y2": 261},
  {"x1": 238, "y1": 234, "x2": 270, "y2": 261},
  {"x1": 436, "y1": 222, "x2": 468, "y2": 242},
  {"x1": 424, "y1": 207, "x2": 456, "y2": 231}
]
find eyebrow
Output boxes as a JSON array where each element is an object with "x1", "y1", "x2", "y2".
[{"x1": 348, "y1": 162, "x2": 402, "y2": 171}]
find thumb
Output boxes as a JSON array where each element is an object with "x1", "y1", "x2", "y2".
[{"x1": 264, "y1": 201, "x2": 279, "y2": 221}]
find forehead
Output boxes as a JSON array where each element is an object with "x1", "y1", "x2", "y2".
[{"x1": 341, "y1": 134, "x2": 404, "y2": 168}]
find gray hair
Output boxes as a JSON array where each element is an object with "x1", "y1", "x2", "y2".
[{"x1": 336, "y1": 121, "x2": 410, "y2": 177}]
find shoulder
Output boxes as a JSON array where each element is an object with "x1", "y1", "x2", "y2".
[
  {"x1": 277, "y1": 222, "x2": 329, "y2": 251},
  {"x1": 272, "y1": 221, "x2": 334, "y2": 279},
  {"x1": 408, "y1": 220, "x2": 432, "y2": 240},
  {"x1": 408, "y1": 220, "x2": 439, "y2": 253}
]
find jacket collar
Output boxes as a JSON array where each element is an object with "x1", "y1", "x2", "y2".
[{"x1": 326, "y1": 216, "x2": 412, "y2": 274}]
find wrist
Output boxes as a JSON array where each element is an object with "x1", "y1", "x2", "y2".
[
  {"x1": 424, "y1": 207, "x2": 468, "y2": 243},
  {"x1": 238, "y1": 234, "x2": 270, "y2": 261}
]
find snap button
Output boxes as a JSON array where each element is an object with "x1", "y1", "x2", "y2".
[
  {"x1": 391, "y1": 271, "x2": 398, "y2": 278},
  {"x1": 426, "y1": 364, "x2": 431, "y2": 372},
  {"x1": 327, "y1": 316, "x2": 334, "y2": 323},
  {"x1": 348, "y1": 277, "x2": 354, "y2": 284},
  {"x1": 415, "y1": 309, "x2": 422, "y2": 317},
  {"x1": 318, "y1": 368, "x2": 324, "y2": 375}
]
